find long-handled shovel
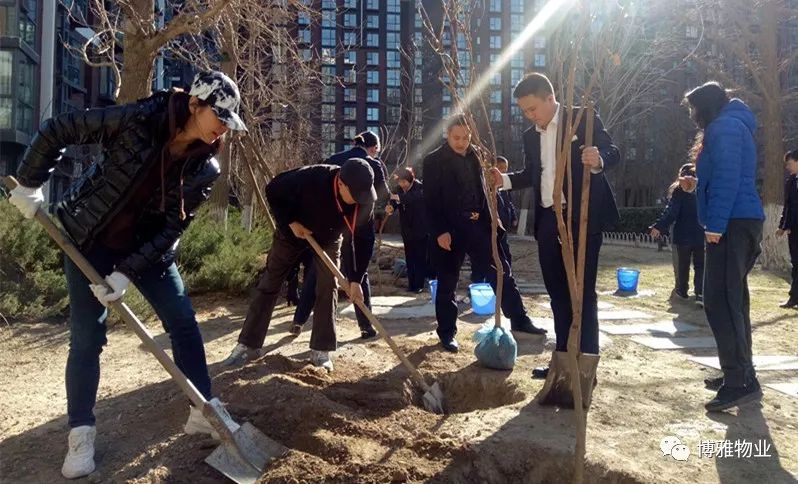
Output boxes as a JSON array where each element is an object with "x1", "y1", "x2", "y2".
[
  {"x1": 305, "y1": 234, "x2": 445, "y2": 414},
  {"x1": 3, "y1": 176, "x2": 286, "y2": 484}
]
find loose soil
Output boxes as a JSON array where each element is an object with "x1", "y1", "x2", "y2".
[{"x1": 1, "y1": 238, "x2": 796, "y2": 483}]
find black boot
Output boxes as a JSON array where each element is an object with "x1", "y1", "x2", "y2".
[
  {"x1": 705, "y1": 380, "x2": 762, "y2": 412},
  {"x1": 779, "y1": 297, "x2": 798, "y2": 309}
]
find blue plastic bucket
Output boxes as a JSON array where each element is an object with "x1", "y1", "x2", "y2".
[
  {"x1": 469, "y1": 283, "x2": 496, "y2": 315},
  {"x1": 616, "y1": 267, "x2": 640, "y2": 293},
  {"x1": 429, "y1": 279, "x2": 438, "y2": 302}
]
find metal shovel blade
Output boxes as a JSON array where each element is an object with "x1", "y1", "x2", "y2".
[
  {"x1": 422, "y1": 382, "x2": 445, "y2": 414},
  {"x1": 205, "y1": 422, "x2": 288, "y2": 484}
]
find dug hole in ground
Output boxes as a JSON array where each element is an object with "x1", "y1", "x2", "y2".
[{"x1": 1, "y1": 238, "x2": 796, "y2": 483}]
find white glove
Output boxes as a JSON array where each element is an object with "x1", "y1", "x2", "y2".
[
  {"x1": 89, "y1": 271, "x2": 131, "y2": 307},
  {"x1": 8, "y1": 184, "x2": 44, "y2": 219}
]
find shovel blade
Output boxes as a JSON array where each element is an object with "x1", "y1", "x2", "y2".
[
  {"x1": 422, "y1": 382, "x2": 445, "y2": 414},
  {"x1": 206, "y1": 422, "x2": 288, "y2": 484}
]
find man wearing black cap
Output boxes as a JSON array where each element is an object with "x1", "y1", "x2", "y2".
[
  {"x1": 292, "y1": 131, "x2": 389, "y2": 339},
  {"x1": 424, "y1": 114, "x2": 545, "y2": 353},
  {"x1": 224, "y1": 158, "x2": 377, "y2": 371}
]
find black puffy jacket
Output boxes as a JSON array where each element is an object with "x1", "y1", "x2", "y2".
[{"x1": 16, "y1": 91, "x2": 220, "y2": 280}]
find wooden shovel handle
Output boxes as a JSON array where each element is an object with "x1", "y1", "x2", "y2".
[
  {"x1": 2, "y1": 176, "x2": 208, "y2": 409},
  {"x1": 304, "y1": 234, "x2": 432, "y2": 393}
]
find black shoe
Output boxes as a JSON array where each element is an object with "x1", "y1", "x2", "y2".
[
  {"x1": 360, "y1": 327, "x2": 378, "y2": 339},
  {"x1": 671, "y1": 289, "x2": 689, "y2": 301},
  {"x1": 705, "y1": 382, "x2": 763, "y2": 412},
  {"x1": 779, "y1": 298, "x2": 798, "y2": 309},
  {"x1": 512, "y1": 320, "x2": 547, "y2": 335},
  {"x1": 532, "y1": 366, "x2": 549, "y2": 379},
  {"x1": 695, "y1": 295, "x2": 704, "y2": 307},
  {"x1": 441, "y1": 339, "x2": 460, "y2": 353},
  {"x1": 289, "y1": 323, "x2": 303, "y2": 336},
  {"x1": 704, "y1": 375, "x2": 723, "y2": 391}
]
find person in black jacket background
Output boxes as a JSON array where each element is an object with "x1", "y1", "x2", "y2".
[
  {"x1": 496, "y1": 156, "x2": 518, "y2": 265},
  {"x1": 649, "y1": 163, "x2": 705, "y2": 306},
  {"x1": 225, "y1": 160, "x2": 376, "y2": 372},
  {"x1": 291, "y1": 131, "x2": 388, "y2": 339},
  {"x1": 7, "y1": 71, "x2": 247, "y2": 479},
  {"x1": 386, "y1": 166, "x2": 428, "y2": 292},
  {"x1": 778, "y1": 149, "x2": 798, "y2": 308},
  {"x1": 424, "y1": 114, "x2": 545, "y2": 353}
]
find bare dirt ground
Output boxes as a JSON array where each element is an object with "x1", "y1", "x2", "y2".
[{"x1": 1, "y1": 237, "x2": 797, "y2": 483}]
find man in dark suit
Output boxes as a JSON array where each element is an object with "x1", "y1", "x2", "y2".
[
  {"x1": 778, "y1": 149, "x2": 798, "y2": 308},
  {"x1": 424, "y1": 114, "x2": 546, "y2": 353},
  {"x1": 490, "y1": 73, "x2": 620, "y2": 377}
]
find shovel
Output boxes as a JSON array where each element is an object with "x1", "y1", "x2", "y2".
[
  {"x1": 305, "y1": 234, "x2": 445, "y2": 414},
  {"x1": 2, "y1": 176, "x2": 286, "y2": 484}
]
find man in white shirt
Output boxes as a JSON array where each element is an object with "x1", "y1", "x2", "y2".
[{"x1": 490, "y1": 73, "x2": 621, "y2": 379}]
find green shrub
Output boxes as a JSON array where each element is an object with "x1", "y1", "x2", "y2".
[
  {"x1": 178, "y1": 206, "x2": 271, "y2": 294},
  {"x1": 615, "y1": 207, "x2": 664, "y2": 233},
  {"x1": 0, "y1": 200, "x2": 69, "y2": 320}
]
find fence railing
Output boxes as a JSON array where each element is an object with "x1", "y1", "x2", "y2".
[{"x1": 602, "y1": 232, "x2": 671, "y2": 251}]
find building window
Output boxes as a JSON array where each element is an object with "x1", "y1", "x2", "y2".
[
  {"x1": 367, "y1": 107, "x2": 379, "y2": 121},
  {"x1": 415, "y1": 87, "x2": 422, "y2": 103},
  {"x1": 16, "y1": 54, "x2": 35, "y2": 133},
  {"x1": 299, "y1": 28, "x2": 311, "y2": 44},
  {"x1": 511, "y1": 0, "x2": 524, "y2": 13},
  {"x1": 386, "y1": 69, "x2": 400, "y2": 87},
  {"x1": 322, "y1": 28, "x2": 336, "y2": 47},
  {"x1": 325, "y1": 143, "x2": 337, "y2": 158},
  {"x1": 511, "y1": 68, "x2": 523, "y2": 86},
  {"x1": 388, "y1": 106, "x2": 400, "y2": 121},
  {"x1": 301, "y1": 49, "x2": 312, "y2": 62},
  {"x1": 686, "y1": 25, "x2": 699, "y2": 39},
  {"x1": 322, "y1": 104, "x2": 335, "y2": 121},
  {"x1": 297, "y1": 12, "x2": 310, "y2": 25},
  {"x1": 535, "y1": 37, "x2": 546, "y2": 49},
  {"x1": 511, "y1": 14, "x2": 523, "y2": 32},
  {"x1": 343, "y1": 67, "x2": 356, "y2": 83},
  {"x1": 490, "y1": 109, "x2": 502, "y2": 122},
  {"x1": 344, "y1": 50, "x2": 356, "y2": 65},
  {"x1": 442, "y1": 105, "x2": 451, "y2": 117},
  {"x1": 387, "y1": 32, "x2": 400, "y2": 49},
  {"x1": 321, "y1": 0, "x2": 336, "y2": 9},
  {"x1": 534, "y1": 54, "x2": 546, "y2": 67},
  {"x1": 343, "y1": 0, "x2": 357, "y2": 8},
  {"x1": 344, "y1": 88, "x2": 356, "y2": 102},
  {"x1": 490, "y1": 90, "x2": 501, "y2": 104},
  {"x1": 387, "y1": 88, "x2": 400, "y2": 102},
  {"x1": 344, "y1": 106, "x2": 356, "y2": 121},
  {"x1": 367, "y1": 70, "x2": 379, "y2": 84},
  {"x1": 442, "y1": 90, "x2": 451, "y2": 102},
  {"x1": 0, "y1": 5, "x2": 18, "y2": 36},
  {"x1": 490, "y1": 17, "x2": 501, "y2": 31},
  {"x1": 490, "y1": 35, "x2": 502, "y2": 49},
  {"x1": 387, "y1": 51, "x2": 400, "y2": 68},
  {"x1": 367, "y1": 88, "x2": 379, "y2": 103},
  {"x1": 366, "y1": 14, "x2": 379, "y2": 29},
  {"x1": 490, "y1": 73, "x2": 501, "y2": 86},
  {"x1": 322, "y1": 123, "x2": 336, "y2": 141},
  {"x1": 414, "y1": 69, "x2": 422, "y2": 84},
  {"x1": 511, "y1": 52, "x2": 524, "y2": 68},
  {"x1": 366, "y1": 0, "x2": 380, "y2": 10},
  {"x1": 366, "y1": 51, "x2": 379, "y2": 65},
  {"x1": 387, "y1": 0, "x2": 400, "y2": 13},
  {"x1": 322, "y1": 65, "x2": 336, "y2": 81},
  {"x1": 0, "y1": 50, "x2": 12, "y2": 129},
  {"x1": 322, "y1": 85, "x2": 336, "y2": 103},
  {"x1": 344, "y1": 124, "x2": 357, "y2": 140},
  {"x1": 19, "y1": 13, "x2": 35, "y2": 48},
  {"x1": 387, "y1": 14, "x2": 400, "y2": 31},
  {"x1": 366, "y1": 33, "x2": 379, "y2": 47},
  {"x1": 344, "y1": 13, "x2": 357, "y2": 28},
  {"x1": 343, "y1": 31, "x2": 357, "y2": 46},
  {"x1": 489, "y1": 0, "x2": 501, "y2": 12}
]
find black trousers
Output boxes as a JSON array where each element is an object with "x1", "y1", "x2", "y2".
[
  {"x1": 432, "y1": 218, "x2": 530, "y2": 342},
  {"x1": 789, "y1": 231, "x2": 798, "y2": 298},
  {"x1": 240, "y1": 230, "x2": 341, "y2": 351},
  {"x1": 704, "y1": 219, "x2": 762, "y2": 387},
  {"x1": 675, "y1": 244, "x2": 705, "y2": 296},
  {"x1": 404, "y1": 236, "x2": 428, "y2": 291},
  {"x1": 535, "y1": 208, "x2": 601, "y2": 354},
  {"x1": 293, "y1": 232, "x2": 375, "y2": 332}
]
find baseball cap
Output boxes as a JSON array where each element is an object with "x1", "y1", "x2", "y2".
[
  {"x1": 340, "y1": 158, "x2": 377, "y2": 205},
  {"x1": 188, "y1": 71, "x2": 248, "y2": 132}
]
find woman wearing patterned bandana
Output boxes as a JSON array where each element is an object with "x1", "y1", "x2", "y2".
[{"x1": 7, "y1": 71, "x2": 247, "y2": 479}]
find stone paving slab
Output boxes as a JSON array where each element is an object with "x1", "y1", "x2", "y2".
[
  {"x1": 599, "y1": 320, "x2": 701, "y2": 336},
  {"x1": 765, "y1": 379, "x2": 798, "y2": 398},
  {"x1": 631, "y1": 336, "x2": 717, "y2": 350},
  {"x1": 689, "y1": 355, "x2": 798, "y2": 371}
]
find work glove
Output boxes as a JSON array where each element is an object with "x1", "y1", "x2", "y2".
[
  {"x1": 8, "y1": 184, "x2": 44, "y2": 219},
  {"x1": 90, "y1": 271, "x2": 131, "y2": 307}
]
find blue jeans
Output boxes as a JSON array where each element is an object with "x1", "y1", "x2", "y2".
[{"x1": 64, "y1": 244, "x2": 212, "y2": 428}]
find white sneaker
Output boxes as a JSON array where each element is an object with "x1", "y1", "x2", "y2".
[
  {"x1": 61, "y1": 425, "x2": 96, "y2": 479},
  {"x1": 310, "y1": 350, "x2": 334, "y2": 372},
  {"x1": 184, "y1": 398, "x2": 241, "y2": 440},
  {"x1": 222, "y1": 343, "x2": 259, "y2": 367}
]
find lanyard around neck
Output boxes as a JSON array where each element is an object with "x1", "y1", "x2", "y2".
[{"x1": 333, "y1": 174, "x2": 358, "y2": 238}]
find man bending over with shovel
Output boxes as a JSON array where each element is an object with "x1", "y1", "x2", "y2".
[
  {"x1": 7, "y1": 71, "x2": 248, "y2": 479},
  {"x1": 490, "y1": 73, "x2": 620, "y2": 380},
  {"x1": 224, "y1": 159, "x2": 376, "y2": 371}
]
